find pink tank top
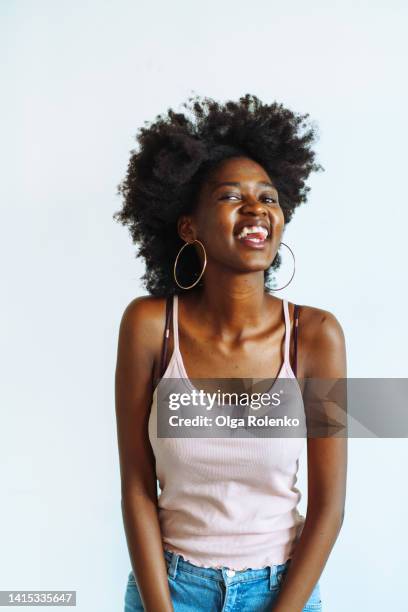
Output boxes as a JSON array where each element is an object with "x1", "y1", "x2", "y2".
[{"x1": 148, "y1": 295, "x2": 306, "y2": 571}]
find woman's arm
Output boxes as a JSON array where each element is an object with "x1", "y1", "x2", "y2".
[
  {"x1": 115, "y1": 297, "x2": 173, "y2": 612},
  {"x1": 272, "y1": 307, "x2": 348, "y2": 612}
]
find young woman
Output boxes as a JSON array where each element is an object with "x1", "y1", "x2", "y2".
[{"x1": 114, "y1": 94, "x2": 347, "y2": 612}]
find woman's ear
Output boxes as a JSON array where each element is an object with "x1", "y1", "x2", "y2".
[{"x1": 177, "y1": 215, "x2": 196, "y2": 242}]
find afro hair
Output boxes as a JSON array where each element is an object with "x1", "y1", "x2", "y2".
[{"x1": 113, "y1": 93, "x2": 324, "y2": 296}]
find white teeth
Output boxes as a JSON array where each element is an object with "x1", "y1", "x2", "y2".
[{"x1": 236, "y1": 225, "x2": 269, "y2": 240}]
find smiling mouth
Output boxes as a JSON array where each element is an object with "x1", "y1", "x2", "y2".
[{"x1": 234, "y1": 225, "x2": 271, "y2": 249}]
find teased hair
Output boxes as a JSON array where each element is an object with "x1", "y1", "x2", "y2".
[{"x1": 114, "y1": 93, "x2": 324, "y2": 296}]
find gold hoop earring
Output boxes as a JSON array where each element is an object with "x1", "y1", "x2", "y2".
[
  {"x1": 173, "y1": 239, "x2": 207, "y2": 290},
  {"x1": 270, "y1": 242, "x2": 296, "y2": 291}
]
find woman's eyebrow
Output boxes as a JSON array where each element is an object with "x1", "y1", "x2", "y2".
[{"x1": 211, "y1": 181, "x2": 277, "y2": 192}]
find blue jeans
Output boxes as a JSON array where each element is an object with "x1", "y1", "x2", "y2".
[{"x1": 124, "y1": 550, "x2": 322, "y2": 611}]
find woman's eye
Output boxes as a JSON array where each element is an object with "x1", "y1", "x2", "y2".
[
  {"x1": 221, "y1": 193, "x2": 241, "y2": 201},
  {"x1": 220, "y1": 193, "x2": 278, "y2": 204}
]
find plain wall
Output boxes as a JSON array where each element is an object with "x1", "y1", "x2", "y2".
[{"x1": 1, "y1": 1, "x2": 407, "y2": 610}]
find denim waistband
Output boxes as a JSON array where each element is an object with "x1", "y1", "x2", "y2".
[{"x1": 164, "y1": 549, "x2": 291, "y2": 589}]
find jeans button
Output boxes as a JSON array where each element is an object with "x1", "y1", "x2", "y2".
[{"x1": 226, "y1": 569, "x2": 236, "y2": 578}]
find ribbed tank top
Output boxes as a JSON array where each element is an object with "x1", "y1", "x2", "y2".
[{"x1": 148, "y1": 295, "x2": 306, "y2": 571}]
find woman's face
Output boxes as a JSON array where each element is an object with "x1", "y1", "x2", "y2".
[{"x1": 179, "y1": 156, "x2": 285, "y2": 274}]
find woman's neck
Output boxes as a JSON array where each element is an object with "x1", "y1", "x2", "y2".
[{"x1": 185, "y1": 275, "x2": 279, "y2": 337}]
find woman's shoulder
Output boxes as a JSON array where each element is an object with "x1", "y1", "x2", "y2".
[
  {"x1": 291, "y1": 301, "x2": 344, "y2": 340},
  {"x1": 291, "y1": 300, "x2": 346, "y2": 376},
  {"x1": 122, "y1": 293, "x2": 167, "y2": 316},
  {"x1": 117, "y1": 294, "x2": 168, "y2": 352}
]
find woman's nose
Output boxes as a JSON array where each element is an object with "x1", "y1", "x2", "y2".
[{"x1": 240, "y1": 198, "x2": 268, "y2": 215}]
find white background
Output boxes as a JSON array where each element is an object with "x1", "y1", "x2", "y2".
[{"x1": 1, "y1": 1, "x2": 407, "y2": 610}]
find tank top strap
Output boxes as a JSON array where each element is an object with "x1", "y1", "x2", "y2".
[
  {"x1": 293, "y1": 304, "x2": 299, "y2": 377},
  {"x1": 282, "y1": 298, "x2": 291, "y2": 367},
  {"x1": 159, "y1": 295, "x2": 172, "y2": 379},
  {"x1": 172, "y1": 294, "x2": 180, "y2": 352}
]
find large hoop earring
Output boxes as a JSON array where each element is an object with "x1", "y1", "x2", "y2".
[
  {"x1": 270, "y1": 242, "x2": 296, "y2": 291},
  {"x1": 173, "y1": 239, "x2": 207, "y2": 290}
]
